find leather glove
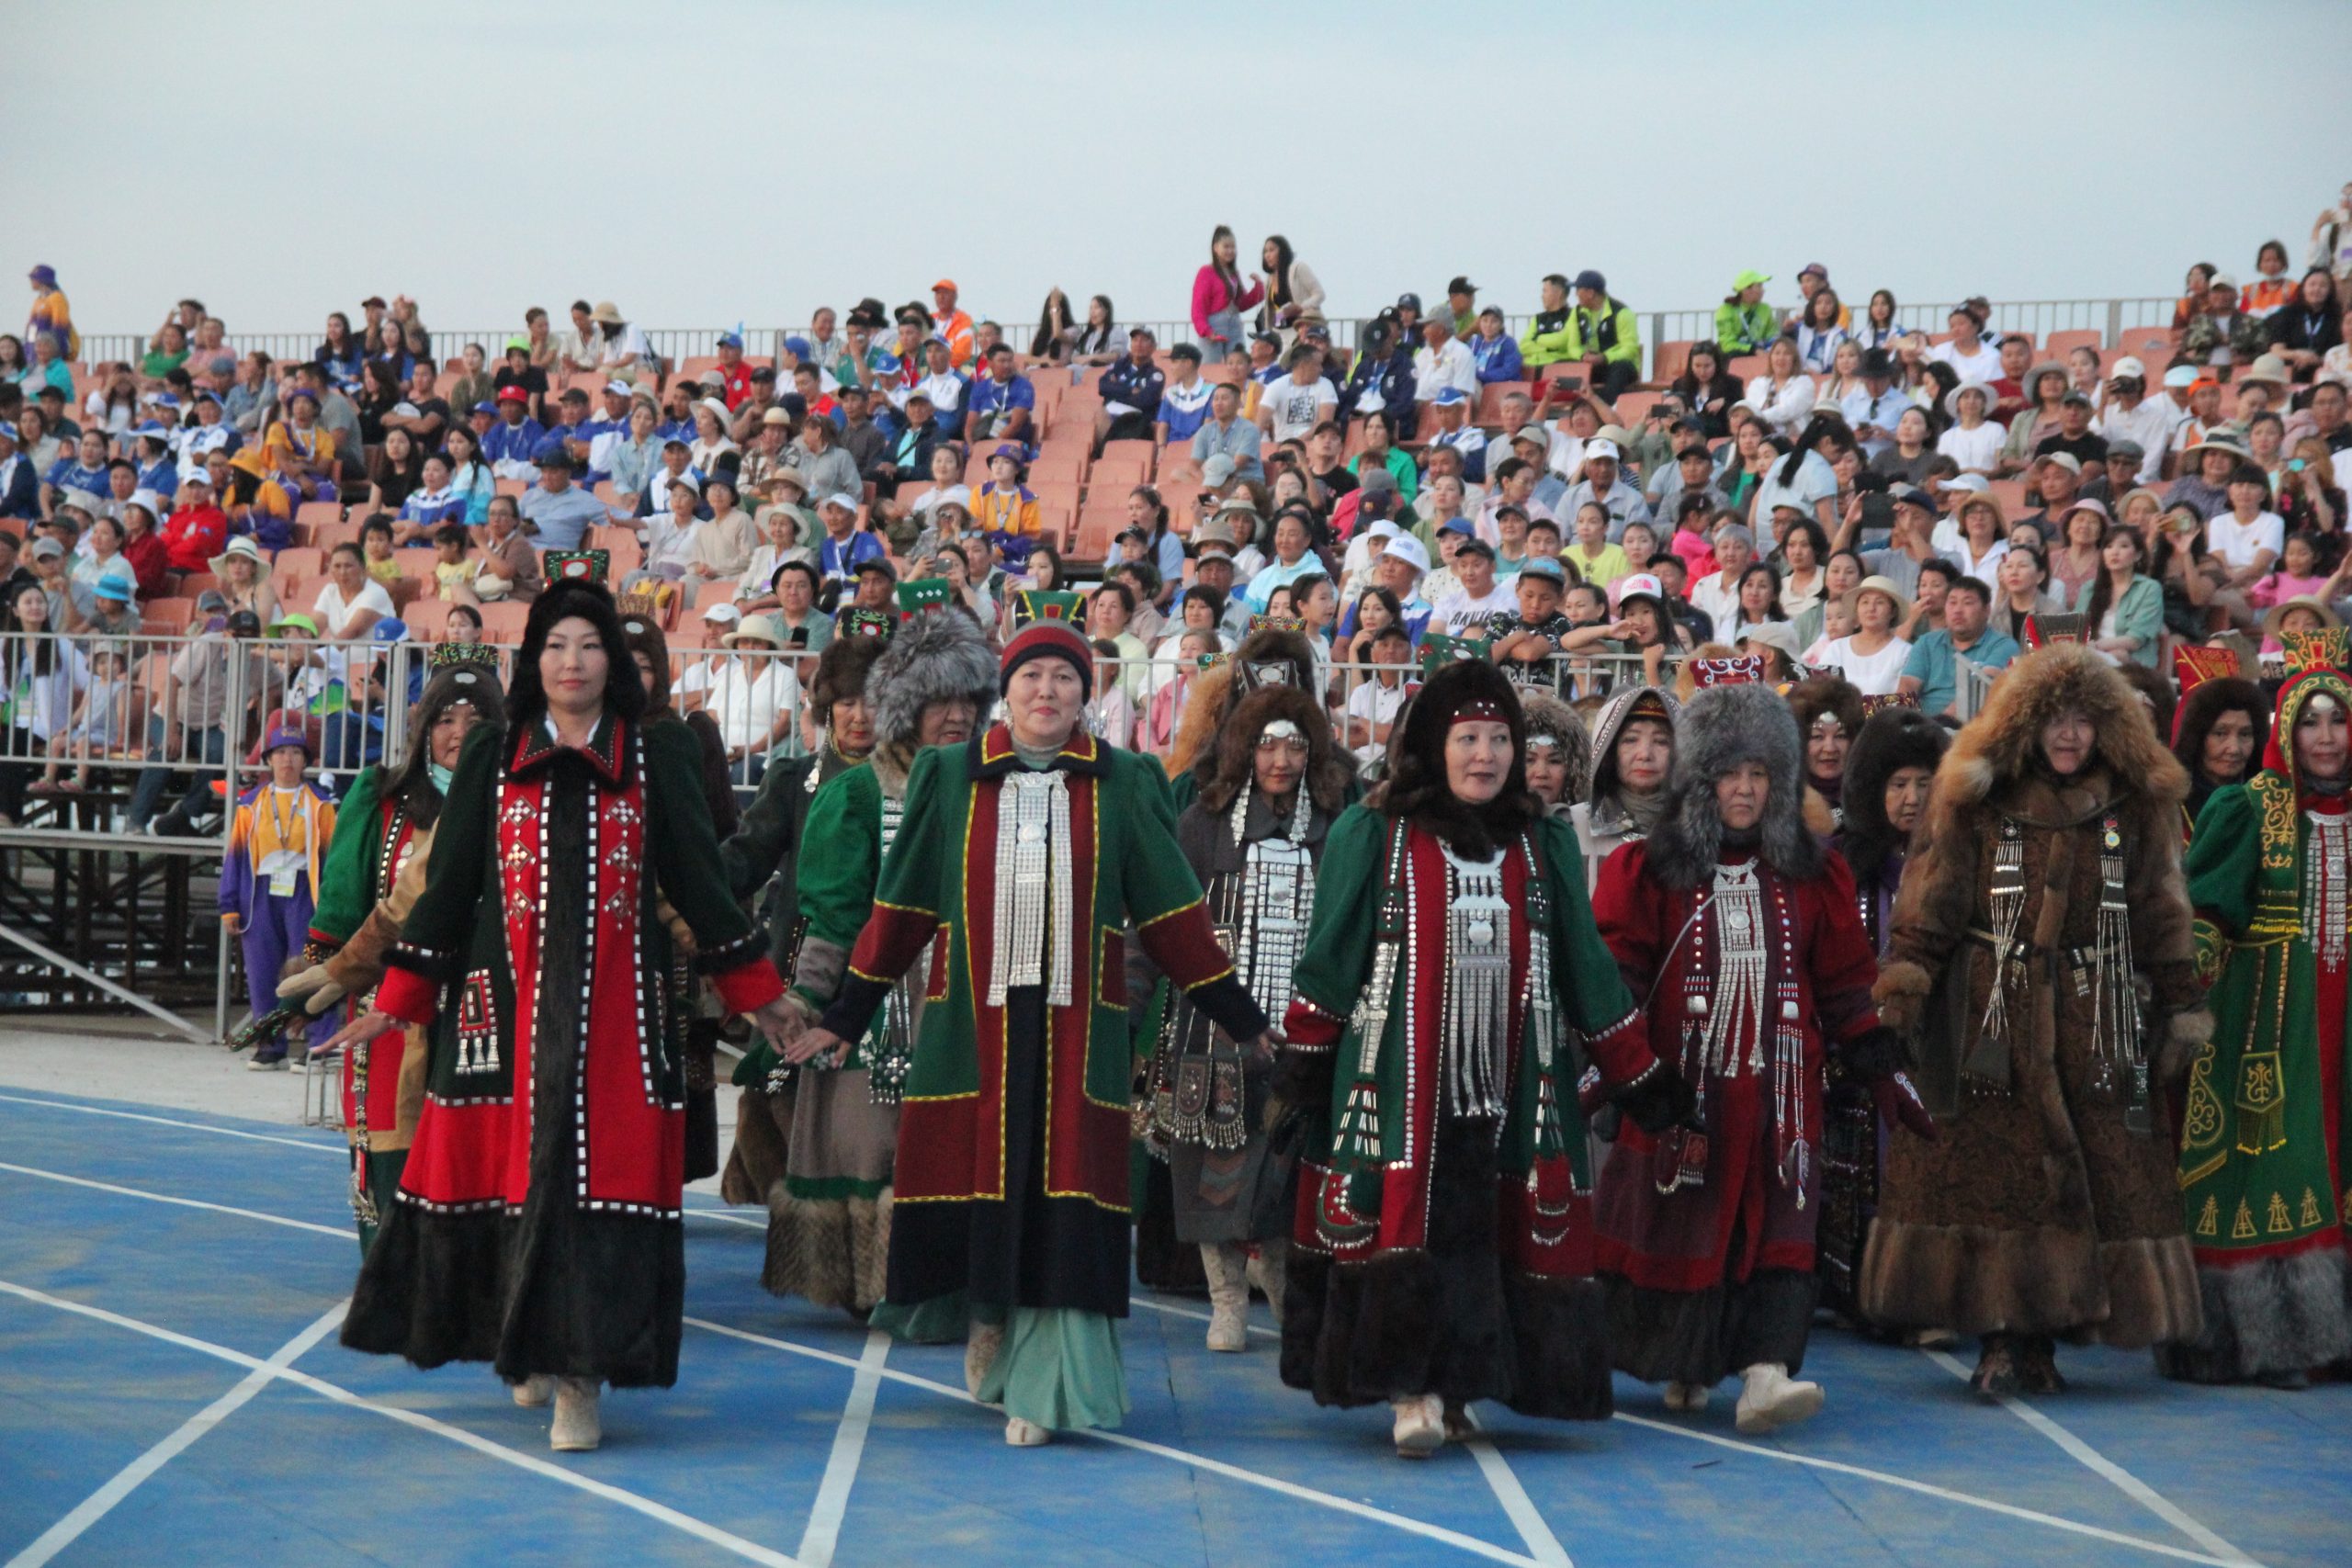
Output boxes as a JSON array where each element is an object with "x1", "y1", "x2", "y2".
[
  {"x1": 1871, "y1": 1070, "x2": 1939, "y2": 1142},
  {"x1": 1614, "y1": 1061, "x2": 1699, "y2": 1136}
]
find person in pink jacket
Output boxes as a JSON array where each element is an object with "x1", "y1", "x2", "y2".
[{"x1": 1191, "y1": 226, "x2": 1265, "y2": 365}]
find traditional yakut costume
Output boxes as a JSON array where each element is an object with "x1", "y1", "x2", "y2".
[
  {"x1": 1591, "y1": 671, "x2": 1922, "y2": 1433},
  {"x1": 1276, "y1": 660, "x2": 1689, "y2": 1457},
  {"x1": 2165, "y1": 633, "x2": 2352, "y2": 1385},
  {"x1": 1868, "y1": 642, "x2": 2207, "y2": 1398}
]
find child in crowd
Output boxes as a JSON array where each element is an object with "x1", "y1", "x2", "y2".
[
  {"x1": 359, "y1": 516, "x2": 401, "y2": 587},
  {"x1": 1484, "y1": 556, "x2": 1576, "y2": 689},
  {"x1": 220, "y1": 728, "x2": 337, "y2": 1070},
  {"x1": 38, "y1": 639, "x2": 134, "y2": 793},
  {"x1": 431, "y1": 523, "x2": 480, "y2": 602},
  {"x1": 1803, "y1": 592, "x2": 1858, "y2": 666},
  {"x1": 1086, "y1": 636, "x2": 1134, "y2": 747}
]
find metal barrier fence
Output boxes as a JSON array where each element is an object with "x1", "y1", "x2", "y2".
[
  {"x1": 4, "y1": 614, "x2": 1988, "y2": 1032},
  {"x1": 72, "y1": 292, "x2": 2179, "y2": 387}
]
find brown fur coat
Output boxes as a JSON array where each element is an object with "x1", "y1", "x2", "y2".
[{"x1": 1860, "y1": 645, "x2": 2205, "y2": 1346}]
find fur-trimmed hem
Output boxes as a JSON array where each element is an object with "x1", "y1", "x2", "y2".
[
  {"x1": 1860, "y1": 1220, "x2": 2201, "y2": 1346},
  {"x1": 720, "y1": 1079, "x2": 793, "y2": 1207},
  {"x1": 1602, "y1": 1269, "x2": 1816, "y2": 1385},
  {"x1": 2155, "y1": 1247, "x2": 2352, "y2": 1383},
  {"x1": 761, "y1": 1189, "x2": 886, "y2": 1311},
  {"x1": 2157, "y1": 1008, "x2": 2216, "y2": 1083}
]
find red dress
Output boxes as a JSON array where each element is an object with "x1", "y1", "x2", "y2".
[{"x1": 1589, "y1": 843, "x2": 1886, "y2": 1383}]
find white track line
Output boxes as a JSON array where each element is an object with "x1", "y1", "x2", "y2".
[
  {"x1": 0, "y1": 1093, "x2": 345, "y2": 1153},
  {"x1": 796, "y1": 1329, "x2": 888, "y2": 1568},
  {"x1": 1135, "y1": 1292, "x2": 1572, "y2": 1565},
  {"x1": 0, "y1": 1130, "x2": 2262, "y2": 1568},
  {"x1": 684, "y1": 1208, "x2": 768, "y2": 1229},
  {"x1": 684, "y1": 1314, "x2": 1540, "y2": 1568},
  {"x1": 0, "y1": 1280, "x2": 808, "y2": 1568},
  {"x1": 6, "y1": 1301, "x2": 348, "y2": 1568},
  {"x1": 1610, "y1": 1411, "x2": 2247, "y2": 1568},
  {"x1": 1918, "y1": 1348, "x2": 2258, "y2": 1565},
  {"x1": 1461, "y1": 1410, "x2": 1576, "y2": 1568},
  {"x1": 0, "y1": 1161, "x2": 350, "y2": 1239}
]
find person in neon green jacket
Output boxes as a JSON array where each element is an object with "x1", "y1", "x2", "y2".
[
  {"x1": 1714, "y1": 269, "x2": 1778, "y2": 356},
  {"x1": 1561, "y1": 270, "x2": 1642, "y2": 400},
  {"x1": 1520, "y1": 273, "x2": 1577, "y2": 368}
]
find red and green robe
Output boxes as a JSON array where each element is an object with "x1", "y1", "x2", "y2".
[
  {"x1": 344, "y1": 713, "x2": 782, "y2": 1388},
  {"x1": 1277, "y1": 808, "x2": 1655, "y2": 1418},
  {"x1": 2168, "y1": 673, "x2": 2352, "y2": 1381},
  {"x1": 819, "y1": 724, "x2": 1265, "y2": 1320},
  {"x1": 308, "y1": 764, "x2": 425, "y2": 1247}
]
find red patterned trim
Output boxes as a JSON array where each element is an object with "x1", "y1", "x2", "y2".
[
  {"x1": 1283, "y1": 997, "x2": 1344, "y2": 1049},
  {"x1": 710, "y1": 959, "x2": 785, "y2": 1016},
  {"x1": 376, "y1": 965, "x2": 438, "y2": 1027}
]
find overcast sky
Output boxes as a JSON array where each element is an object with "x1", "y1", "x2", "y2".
[{"x1": 10, "y1": 1, "x2": 2352, "y2": 338}]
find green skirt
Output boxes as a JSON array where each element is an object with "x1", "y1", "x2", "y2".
[
  {"x1": 356, "y1": 1147, "x2": 407, "y2": 1258},
  {"x1": 974, "y1": 1307, "x2": 1129, "y2": 1431}
]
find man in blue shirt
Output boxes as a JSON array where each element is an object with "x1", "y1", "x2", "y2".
[
  {"x1": 576, "y1": 380, "x2": 634, "y2": 484},
  {"x1": 1154, "y1": 344, "x2": 1214, "y2": 446},
  {"x1": 0, "y1": 423, "x2": 37, "y2": 520},
  {"x1": 1425, "y1": 387, "x2": 1488, "y2": 483},
  {"x1": 532, "y1": 389, "x2": 596, "y2": 470},
  {"x1": 1093, "y1": 327, "x2": 1165, "y2": 452},
  {"x1": 814, "y1": 491, "x2": 883, "y2": 584},
  {"x1": 484, "y1": 387, "x2": 546, "y2": 479},
  {"x1": 963, "y1": 342, "x2": 1035, "y2": 452},
  {"x1": 44, "y1": 427, "x2": 111, "y2": 517},
  {"x1": 1468, "y1": 307, "x2": 1524, "y2": 383},
  {"x1": 1189, "y1": 381, "x2": 1263, "y2": 484},
  {"x1": 516, "y1": 450, "x2": 610, "y2": 552},
  {"x1": 1898, "y1": 575, "x2": 2018, "y2": 716}
]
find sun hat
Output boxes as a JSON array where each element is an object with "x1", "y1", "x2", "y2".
[
  {"x1": 2262, "y1": 595, "x2": 2344, "y2": 642},
  {"x1": 208, "y1": 536, "x2": 272, "y2": 581},
  {"x1": 1853, "y1": 574, "x2": 1912, "y2": 623},
  {"x1": 1943, "y1": 382, "x2": 1997, "y2": 418},
  {"x1": 1380, "y1": 536, "x2": 1431, "y2": 574}
]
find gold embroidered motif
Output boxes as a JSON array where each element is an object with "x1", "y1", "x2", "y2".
[
  {"x1": 2267, "y1": 1192, "x2": 2294, "y2": 1235},
  {"x1": 2195, "y1": 1195, "x2": 2219, "y2": 1236},
  {"x1": 2181, "y1": 1048, "x2": 2222, "y2": 1151},
  {"x1": 2301, "y1": 1188, "x2": 2324, "y2": 1228},
  {"x1": 2232, "y1": 1200, "x2": 2257, "y2": 1240},
  {"x1": 2252, "y1": 774, "x2": 2296, "y2": 873}
]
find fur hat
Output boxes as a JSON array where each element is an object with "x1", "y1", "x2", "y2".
[
  {"x1": 868, "y1": 609, "x2": 997, "y2": 777},
  {"x1": 1928, "y1": 643, "x2": 2187, "y2": 829},
  {"x1": 1838, "y1": 705, "x2": 1951, "y2": 888},
  {"x1": 1583, "y1": 683, "x2": 1676, "y2": 807},
  {"x1": 1518, "y1": 689, "x2": 1593, "y2": 807},
  {"x1": 1786, "y1": 674, "x2": 1865, "y2": 757},
  {"x1": 1645, "y1": 682, "x2": 1821, "y2": 890},
  {"x1": 2170, "y1": 674, "x2": 2267, "y2": 762},
  {"x1": 1371, "y1": 658, "x2": 1537, "y2": 858},
  {"x1": 508, "y1": 581, "x2": 643, "y2": 729},
  {"x1": 1198, "y1": 684, "x2": 1351, "y2": 818},
  {"x1": 1166, "y1": 626, "x2": 1321, "y2": 784},
  {"x1": 809, "y1": 633, "x2": 887, "y2": 713}
]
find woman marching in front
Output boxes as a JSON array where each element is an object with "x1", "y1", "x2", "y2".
[
  {"x1": 1276, "y1": 660, "x2": 1690, "y2": 1458},
  {"x1": 2164, "y1": 635, "x2": 2352, "y2": 1386},
  {"x1": 768, "y1": 612, "x2": 997, "y2": 1326},
  {"x1": 1867, "y1": 642, "x2": 2208, "y2": 1398},
  {"x1": 332, "y1": 571, "x2": 795, "y2": 1451},
  {"x1": 1592, "y1": 669, "x2": 1929, "y2": 1433},
  {"x1": 1135, "y1": 685, "x2": 1352, "y2": 1351},
  {"x1": 793, "y1": 620, "x2": 1270, "y2": 1446},
  {"x1": 1817, "y1": 705, "x2": 1950, "y2": 1329},
  {"x1": 1568, "y1": 684, "x2": 1678, "y2": 888}
]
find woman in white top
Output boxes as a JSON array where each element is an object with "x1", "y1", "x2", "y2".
[
  {"x1": 1689, "y1": 522, "x2": 1756, "y2": 635},
  {"x1": 1819, "y1": 576, "x2": 1913, "y2": 696},
  {"x1": 1935, "y1": 384, "x2": 2004, "y2": 475},
  {"x1": 899, "y1": 443, "x2": 972, "y2": 525},
  {"x1": 1815, "y1": 339, "x2": 1865, "y2": 405},
  {"x1": 687, "y1": 399, "x2": 738, "y2": 475},
  {"x1": 705, "y1": 615, "x2": 803, "y2": 772},
  {"x1": 736, "y1": 505, "x2": 809, "y2": 607},
  {"x1": 310, "y1": 544, "x2": 396, "y2": 691},
  {"x1": 2207, "y1": 465, "x2": 2286, "y2": 592},
  {"x1": 1793, "y1": 290, "x2": 1850, "y2": 374},
  {"x1": 1932, "y1": 492, "x2": 2011, "y2": 587},
  {"x1": 1744, "y1": 337, "x2": 1816, "y2": 440}
]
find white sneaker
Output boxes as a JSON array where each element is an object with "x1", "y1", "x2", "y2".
[
  {"x1": 1735, "y1": 1363, "x2": 1823, "y2": 1435},
  {"x1": 512, "y1": 1374, "x2": 556, "y2": 1407},
  {"x1": 1663, "y1": 1380, "x2": 1711, "y2": 1412},
  {"x1": 1391, "y1": 1393, "x2": 1445, "y2": 1458},
  {"x1": 1003, "y1": 1416, "x2": 1051, "y2": 1447},
  {"x1": 550, "y1": 1377, "x2": 601, "y2": 1451}
]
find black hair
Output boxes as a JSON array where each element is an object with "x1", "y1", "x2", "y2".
[
  {"x1": 1943, "y1": 575, "x2": 1993, "y2": 606},
  {"x1": 390, "y1": 663, "x2": 507, "y2": 826},
  {"x1": 1131, "y1": 484, "x2": 1170, "y2": 540},
  {"x1": 1182, "y1": 582, "x2": 1227, "y2": 623},
  {"x1": 1092, "y1": 580, "x2": 1136, "y2": 616},
  {"x1": 1736, "y1": 561, "x2": 1788, "y2": 621},
  {"x1": 2080, "y1": 525, "x2": 2147, "y2": 632},
  {"x1": 506, "y1": 581, "x2": 646, "y2": 729},
  {"x1": 1915, "y1": 558, "x2": 1962, "y2": 591},
  {"x1": 1775, "y1": 410, "x2": 1854, "y2": 489}
]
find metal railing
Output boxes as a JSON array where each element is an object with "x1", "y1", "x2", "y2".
[{"x1": 71, "y1": 292, "x2": 2181, "y2": 387}]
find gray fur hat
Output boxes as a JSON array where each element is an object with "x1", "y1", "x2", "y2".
[
  {"x1": 1645, "y1": 682, "x2": 1822, "y2": 890},
  {"x1": 868, "y1": 611, "x2": 998, "y2": 762}
]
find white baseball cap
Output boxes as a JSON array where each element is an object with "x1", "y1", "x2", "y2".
[
  {"x1": 1380, "y1": 535, "x2": 1430, "y2": 573},
  {"x1": 702, "y1": 602, "x2": 742, "y2": 624},
  {"x1": 1584, "y1": 438, "x2": 1621, "y2": 462}
]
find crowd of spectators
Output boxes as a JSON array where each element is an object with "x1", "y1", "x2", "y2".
[{"x1": 5, "y1": 189, "x2": 2352, "y2": 825}]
